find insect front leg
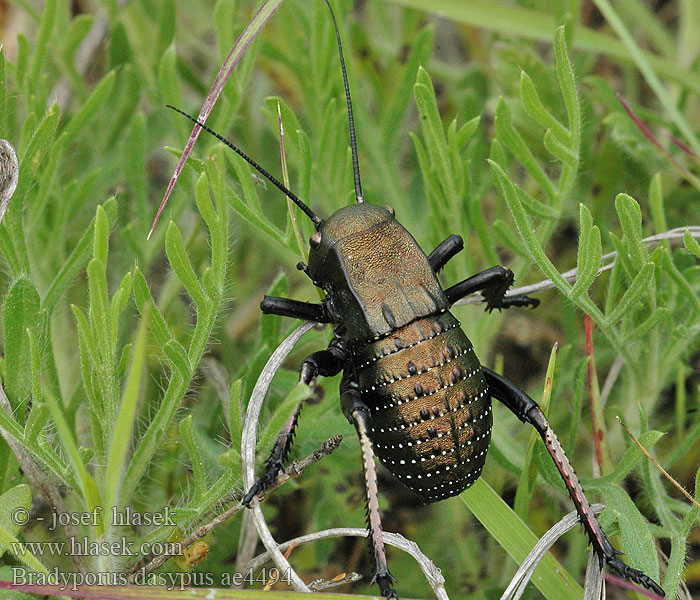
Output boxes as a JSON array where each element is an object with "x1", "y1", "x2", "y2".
[
  {"x1": 427, "y1": 234, "x2": 464, "y2": 272},
  {"x1": 444, "y1": 265, "x2": 539, "y2": 310},
  {"x1": 341, "y1": 380, "x2": 397, "y2": 600},
  {"x1": 260, "y1": 295, "x2": 333, "y2": 323},
  {"x1": 482, "y1": 367, "x2": 665, "y2": 597},
  {"x1": 241, "y1": 402, "x2": 303, "y2": 507}
]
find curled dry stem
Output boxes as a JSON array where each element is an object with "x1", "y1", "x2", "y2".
[
  {"x1": 126, "y1": 432, "x2": 342, "y2": 580},
  {"x1": 248, "y1": 528, "x2": 448, "y2": 600},
  {"x1": 500, "y1": 504, "x2": 606, "y2": 600}
]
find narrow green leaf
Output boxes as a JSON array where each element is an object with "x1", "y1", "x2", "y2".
[
  {"x1": 108, "y1": 21, "x2": 132, "y2": 69},
  {"x1": 601, "y1": 484, "x2": 660, "y2": 582},
  {"x1": 660, "y1": 249, "x2": 700, "y2": 312},
  {"x1": 3, "y1": 277, "x2": 40, "y2": 405},
  {"x1": 133, "y1": 267, "x2": 175, "y2": 351},
  {"x1": 543, "y1": 129, "x2": 577, "y2": 166},
  {"x1": 163, "y1": 339, "x2": 192, "y2": 378},
  {"x1": 87, "y1": 258, "x2": 111, "y2": 358},
  {"x1": 105, "y1": 306, "x2": 149, "y2": 515},
  {"x1": 515, "y1": 185, "x2": 558, "y2": 220},
  {"x1": 226, "y1": 187, "x2": 287, "y2": 248},
  {"x1": 156, "y1": 0, "x2": 176, "y2": 55},
  {"x1": 165, "y1": 221, "x2": 208, "y2": 308},
  {"x1": 110, "y1": 273, "x2": 132, "y2": 342},
  {"x1": 494, "y1": 98, "x2": 556, "y2": 203},
  {"x1": 59, "y1": 71, "x2": 116, "y2": 143},
  {"x1": 648, "y1": 173, "x2": 668, "y2": 240},
  {"x1": 0, "y1": 484, "x2": 31, "y2": 557},
  {"x1": 520, "y1": 71, "x2": 570, "y2": 144},
  {"x1": 228, "y1": 378, "x2": 244, "y2": 451},
  {"x1": 456, "y1": 115, "x2": 481, "y2": 148},
  {"x1": 158, "y1": 45, "x2": 181, "y2": 119},
  {"x1": 461, "y1": 479, "x2": 581, "y2": 600},
  {"x1": 0, "y1": 522, "x2": 48, "y2": 574},
  {"x1": 627, "y1": 307, "x2": 670, "y2": 341},
  {"x1": 489, "y1": 160, "x2": 572, "y2": 293},
  {"x1": 605, "y1": 262, "x2": 654, "y2": 324},
  {"x1": 571, "y1": 204, "x2": 602, "y2": 298},
  {"x1": 684, "y1": 229, "x2": 700, "y2": 259},
  {"x1": 492, "y1": 219, "x2": 530, "y2": 259},
  {"x1": 553, "y1": 26, "x2": 581, "y2": 150},
  {"x1": 37, "y1": 347, "x2": 103, "y2": 531},
  {"x1": 615, "y1": 193, "x2": 646, "y2": 270},
  {"x1": 27, "y1": 0, "x2": 56, "y2": 93},
  {"x1": 179, "y1": 415, "x2": 206, "y2": 502},
  {"x1": 585, "y1": 431, "x2": 664, "y2": 490},
  {"x1": 93, "y1": 204, "x2": 109, "y2": 267}
]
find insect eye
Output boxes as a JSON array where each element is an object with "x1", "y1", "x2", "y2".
[
  {"x1": 309, "y1": 232, "x2": 322, "y2": 249},
  {"x1": 384, "y1": 205, "x2": 395, "y2": 216}
]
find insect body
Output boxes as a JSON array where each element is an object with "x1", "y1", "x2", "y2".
[
  {"x1": 167, "y1": 2, "x2": 664, "y2": 598},
  {"x1": 304, "y1": 204, "x2": 495, "y2": 503}
]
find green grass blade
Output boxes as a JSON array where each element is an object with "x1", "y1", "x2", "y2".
[{"x1": 460, "y1": 478, "x2": 582, "y2": 600}]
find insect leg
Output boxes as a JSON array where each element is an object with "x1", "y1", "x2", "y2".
[
  {"x1": 482, "y1": 367, "x2": 664, "y2": 597},
  {"x1": 444, "y1": 265, "x2": 539, "y2": 310},
  {"x1": 260, "y1": 295, "x2": 333, "y2": 322},
  {"x1": 299, "y1": 329, "x2": 348, "y2": 384},
  {"x1": 427, "y1": 234, "x2": 464, "y2": 272},
  {"x1": 242, "y1": 402, "x2": 303, "y2": 507},
  {"x1": 342, "y1": 384, "x2": 397, "y2": 599}
]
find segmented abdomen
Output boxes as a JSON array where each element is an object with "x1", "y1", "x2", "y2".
[{"x1": 352, "y1": 312, "x2": 492, "y2": 503}]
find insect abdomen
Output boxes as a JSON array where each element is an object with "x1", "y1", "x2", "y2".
[{"x1": 353, "y1": 312, "x2": 492, "y2": 502}]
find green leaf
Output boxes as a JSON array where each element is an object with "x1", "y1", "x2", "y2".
[
  {"x1": 605, "y1": 262, "x2": 654, "y2": 324},
  {"x1": 59, "y1": 71, "x2": 116, "y2": 144},
  {"x1": 601, "y1": 484, "x2": 660, "y2": 583},
  {"x1": 104, "y1": 306, "x2": 149, "y2": 515},
  {"x1": 27, "y1": 0, "x2": 56, "y2": 93},
  {"x1": 42, "y1": 198, "x2": 117, "y2": 315},
  {"x1": 156, "y1": 0, "x2": 176, "y2": 56},
  {"x1": 615, "y1": 193, "x2": 646, "y2": 270},
  {"x1": 3, "y1": 277, "x2": 40, "y2": 406},
  {"x1": 494, "y1": 98, "x2": 555, "y2": 203},
  {"x1": 228, "y1": 378, "x2": 244, "y2": 452},
  {"x1": 108, "y1": 21, "x2": 132, "y2": 69},
  {"x1": 461, "y1": 479, "x2": 581, "y2": 600},
  {"x1": 543, "y1": 129, "x2": 577, "y2": 166},
  {"x1": 684, "y1": 229, "x2": 700, "y2": 259},
  {"x1": 0, "y1": 484, "x2": 31, "y2": 558},
  {"x1": 553, "y1": 26, "x2": 580, "y2": 150},
  {"x1": 519, "y1": 71, "x2": 569, "y2": 145},
  {"x1": 179, "y1": 415, "x2": 205, "y2": 502},
  {"x1": 570, "y1": 204, "x2": 602, "y2": 298},
  {"x1": 165, "y1": 221, "x2": 208, "y2": 308}
]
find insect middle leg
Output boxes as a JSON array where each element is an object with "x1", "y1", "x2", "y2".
[
  {"x1": 341, "y1": 380, "x2": 397, "y2": 600},
  {"x1": 427, "y1": 234, "x2": 464, "y2": 272},
  {"x1": 444, "y1": 265, "x2": 539, "y2": 310},
  {"x1": 241, "y1": 401, "x2": 303, "y2": 507},
  {"x1": 299, "y1": 327, "x2": 348, "y2": 385},
  {"x1": 482, "y1": 367, "x2": 664, "y2": 596}
]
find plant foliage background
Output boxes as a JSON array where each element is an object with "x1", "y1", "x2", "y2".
[{"x1": 0, "y1": 0, "x2": 698, "y2": 598}]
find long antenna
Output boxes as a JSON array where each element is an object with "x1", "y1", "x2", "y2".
[
  {"x1": 166, "y1": 105, "x2": 322, "y2": 227},
  {"x1": 325, "y1": 0, "x2": 364, "y2": 204}
]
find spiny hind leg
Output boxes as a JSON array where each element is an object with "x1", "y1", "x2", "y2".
[
  {"x1": 444, "y1": 265, "x2": 539, "y2": 310},
  {"x1": 482, "y1": 367, "x2": 664, "y2": 597},
  {"x1": 342, "y1": 383, "x2": 397, "y2": 599}
]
